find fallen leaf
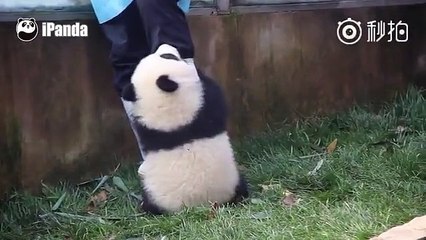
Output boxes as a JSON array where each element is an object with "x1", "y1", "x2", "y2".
[
  {"x1": 103, "y1": 183, "x2": 115, "y2": 193},
  {"x1": 258, "y1": 183, "x2": 281, "y2": 192},
  {"x1": 281, "y1": 190, "x2": 299, "y2": 207},
  {"x1": 307, "y1": 158, "x2": 324, "y2": 176},
  {"x1": 326, "y1": 139, "x2": 338, "y2": 154},
  {"x1": 129, "y1": 192, "x2": 142, "y2": 201},
  {"x1": 87, "y1": 190, "x2": 108, "y2": 211},
  {"x1": 207, "y1": 202, "x2": 219, "y2": 220},
  {"x1": 97, "y1": 217, "x2": 107, "y2": 224},
  {"x1": 55, "y1": 212, "x2": 106, "y2": 223},
  {"x1": 112, "y1": 163, "x2": 121, "y2": 174},
  {"x1": 250, "y1": 198, "x2": 264, "y2": 204},
  {"x1": 51, "y1": 192, "x2": 66, "y2": 211},
  {"x1": 91, "y1": 175, "x2": 109, "y2": 195},
  {"x1": 395, "y1": 125, "x2": 408, "y2": 134},
  {"x1": 113, "y1": 176, "x2": 129, "y2": 193},
  {"x1": 86, "y1": 205, "x2": 95, "y2": 212},
  {"x1": 251, "y1": 211, "x2": 271, "y2": 219}
]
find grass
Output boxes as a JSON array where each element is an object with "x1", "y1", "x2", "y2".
[{"x1": 1, "y1": 86, "x2": 425, "y2": 240}]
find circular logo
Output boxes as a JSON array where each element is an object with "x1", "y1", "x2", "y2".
[
  {"x1": 16, "y1": 18, "x2": 38, "y2": 42},
  {"x1": 337, "y1": 18, "x2": 362, "y2": 45}
]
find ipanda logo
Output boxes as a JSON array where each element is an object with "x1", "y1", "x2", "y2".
[
  {"x1": 16, "y1": 17, "x2": 88, "y2": 42},
  {"x1": 16, "y1": 18, "x2": 38, "y2": 42},
  {"x1": 42, "y1": 22, "x2": 88, "y2": 37}
]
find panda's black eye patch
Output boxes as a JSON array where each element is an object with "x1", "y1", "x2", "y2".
[
  {"x1": 160, "y1": 53, "x2": 180, "y2": 61},
  {"x1": 156, "y1": 75, "x2": 178, "y2": 92}
]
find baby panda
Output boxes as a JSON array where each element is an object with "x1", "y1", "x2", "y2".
[{"x1": 121, "y1": 44, "x2": 249, "y2": 215}]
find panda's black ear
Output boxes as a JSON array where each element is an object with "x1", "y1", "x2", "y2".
[
  {"x1": 160, "y1": 53, "x2": 180, "y2": 61},
  {"x1": 29, "y1": 18, "x2": 36, "y2": 22},
  {"x1": 121, "y1": 83, "x2": 136, "y2": 102},
  {"x1": 156, "y1": 75, "x2": 178, "y2": 92},
  {"x1": 17, "y1": 18, "x2": 23, "y2": 23}
]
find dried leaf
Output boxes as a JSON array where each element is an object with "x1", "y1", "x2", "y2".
[
  {"x1": 86, "y1": 204, "x2": 95, "y2": 212},
  {"x1": 281, "y1": 190, "x2": 299, "y2": 207},
  {"x1": 113, "y1": 176, "x2": 129, "y2": 192},
  {"x1": 207, "y1": 202, "x2": 219, "y2": 220},
  {"x1": 92, "y1": 190, "x2": 108, "y2": 202},
  {"x1": 326, "y1": 139, "x2": 338, "y2": 154},
  {"x1": 51, "y1": 192, "x2": 66, "y2": 211},
  {"x1": 258, "y1": 183, "x2": 281, "y2": 192},
  {"x1": 87, "y1": 190, "x2": 108, "y2": 211}
]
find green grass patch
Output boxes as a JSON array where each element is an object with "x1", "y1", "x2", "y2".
[{"x1": 1, "y1": 87, "x2": 425, "y2": 240}]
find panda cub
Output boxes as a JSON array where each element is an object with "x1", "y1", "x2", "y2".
[{"x1": 121, "y1": 44, "x2": 249, "y2": 215}]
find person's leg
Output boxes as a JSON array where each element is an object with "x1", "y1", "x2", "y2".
[
  {"x1": 99, "y1": 1, "x2": 149, "y2": 96},
  {"x1": 99, "y1": 1, "x2": 148, "y2": 160},
  {"x1": 98, "y1": 0, "x2": 195, "y2": 162},
  {"x1": 135, "y1": 0, "x2": 195, "y2": 61}
]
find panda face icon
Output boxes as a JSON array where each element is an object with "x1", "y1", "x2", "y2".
[{"x1": 16, "y1": 18, "x2": 38, "y2": 42}]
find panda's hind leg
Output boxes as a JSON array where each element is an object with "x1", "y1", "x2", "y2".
[
  {"x1": 227, "y1": 172, "x2": 249, "y2": 206},
  {"x1": 138, "y1": 187, "x2": 166, "y2": 215}
]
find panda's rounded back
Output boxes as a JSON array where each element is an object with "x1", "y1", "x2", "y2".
[{"x1": 138, "y1": 132, "x2": 240, "y2": 213}]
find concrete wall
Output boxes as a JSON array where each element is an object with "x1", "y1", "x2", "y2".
[{"x1": 0, "y1": 4, "x2": 425, "y2": 197}]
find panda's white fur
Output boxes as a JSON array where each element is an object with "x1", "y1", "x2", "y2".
[
  {"x1": 138, "y1": 132, "x2": 240, "y2": 212},
  {"x1": 130, "y1": 44, "x2": 203, "y2": 132},
  {"x1": 124, "y1": 44, "x2": 248, "y2": 214}
]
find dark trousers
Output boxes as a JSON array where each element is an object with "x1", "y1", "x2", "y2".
[{"x1": 100, "y1": 0, "x2": 195, "y2": 96}]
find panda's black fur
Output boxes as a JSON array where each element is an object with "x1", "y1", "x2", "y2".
[{"x1": 123, "y1": 69, "x2": 227, "y2": 154}]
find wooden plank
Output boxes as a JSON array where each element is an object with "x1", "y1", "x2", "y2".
[
  {"x1": 234, "y1": 0, "x2": 426, "y2": 6},
  {"x1": 0, "y1": 0, "x2": 425, "y2": 22},
  {"x1": 217, "y1": 0, "x2": 231, "y2": 13},
  {"x1": 235, "y1": 0, "x2": 332, "y2": 4},
  {"x1": 231, "y1": 0, "x2": 426, "y2": 13}
]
